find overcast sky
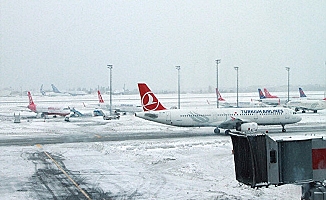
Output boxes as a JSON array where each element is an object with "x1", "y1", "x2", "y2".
[{"x1": 1, "y1": 1, "x2": 325, "y2": 92}]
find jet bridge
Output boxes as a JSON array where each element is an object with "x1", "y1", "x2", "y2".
[{"x1": 229, "y1": 132, "x2": 326, "y2": 200}]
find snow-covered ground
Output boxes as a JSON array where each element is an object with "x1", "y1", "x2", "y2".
[{"x1": 0, "y1": 93, "x2": 325, "y2": 199}]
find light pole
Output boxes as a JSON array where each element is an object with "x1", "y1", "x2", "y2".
[
  {"x1": 234, "y1": 66, "x2": 239, "y2": 108},
  {"x1": 285, "y1": 67, "x2": 290, "y2": 103},
  {"x1": 107, "y1": 64, "x2": 113, "y2": 115},
  {"x1": 176, "y1": 66, "x2": 181, "y2": 109},
  {"x1": 216, "y1": 59, "x2": 221, "y2": 108}
]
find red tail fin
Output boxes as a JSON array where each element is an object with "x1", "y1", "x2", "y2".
[
  {"x1": 137, "y1": 83, "x2": 166, "y2": 111},
  {"x1": 27, "y1": 91, "x2": 36, "y2": 112},
  {"x1": 97, "y1": 90, "x2": 104, "y2": 103},
  {"x1": 264, "y1": 88, "x2": 278, "y2": 98},
  {"x1": 27, "y1": 91, "x2": 34, "y2": 105},
  {"x1": 216, "y1": 88, "x2": 225, "y2": 101}
]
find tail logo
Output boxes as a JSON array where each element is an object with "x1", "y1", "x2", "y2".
[
  {"x1": 27, "y1": 91, "x2": 36, "y2": 112},
  {"x1": 97, "y1": 91, "x2": 104, "y2": 103},
  {"x1": 141, "y1": 92, "x2": 159, "y2": 111}
]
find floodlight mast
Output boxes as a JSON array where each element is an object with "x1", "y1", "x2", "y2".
[
  {"x1": 175, "y1": 66, "x2": 181, "y2": 109},
  {"x1": 107, "y1": 64, "x2": 113, "y2": 115},
  {"x1": 285, "y1": 67, "x2": 290, "y2": 103},
  {"x1": 234, "y1": 66, "x2": 239, "y2": 108},
  {"x1": 216, "y1": 59, "x2": 221, "y2": 108}
]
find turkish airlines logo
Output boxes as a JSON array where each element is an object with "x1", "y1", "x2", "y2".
[{"x1": 141, "y1": 92, "x2": 159, "y2": 111}]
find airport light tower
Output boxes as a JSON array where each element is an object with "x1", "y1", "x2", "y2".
[
  {"x1": 285, "y1": 67, "x2": 290, "y2": 103},
  {"x1": 234, "y1": 66, "x2": 239, "y2": 108},
  {"x1": 216, "y1": 59, "x2": 221, "y2": 108},
  {"x1": 176, "y1": 66, "x2": 181, "y2": 109},
  {"x1": 107, "y1": 64, "x2": 113, "y2": 115}
]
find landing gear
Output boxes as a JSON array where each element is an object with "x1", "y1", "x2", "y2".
[
  {"x1": 214, "y1": 128, "x2": 220, "y2": 134},
  {"x1": 64, "y1": 116, "x2": 70, "y2": 122},
  {"x1": 313, "y1": 110, "x2": 317, "y2": 113},
  {"x1": 302, "y1": 110, "x2": 306, "y2": 113},
  {"x1": 214, "y1": 128, "x2": 231, "y2": 135},
  {"x1": 281, "y1": 124, "x2": 286, "y2": 132},
  {"x1": 225, "y1": 129, "x2": 231, "y2": 135}
]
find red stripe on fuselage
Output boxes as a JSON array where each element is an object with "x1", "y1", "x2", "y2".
[{"x1": 312, "y1": 148, "x2": 326, "y2": 170}]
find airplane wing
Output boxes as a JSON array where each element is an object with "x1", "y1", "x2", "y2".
[{"x1": 218, "y1": 117, "x2": 252, "y2": 130}]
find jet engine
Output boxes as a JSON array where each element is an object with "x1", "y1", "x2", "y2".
[{"x1": 240, "y1": 122, "x2": 258, "y2": 132}]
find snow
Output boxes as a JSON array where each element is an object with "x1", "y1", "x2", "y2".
[{"x1": 0, "y1": 93, "x2": 325, "y2": 199}]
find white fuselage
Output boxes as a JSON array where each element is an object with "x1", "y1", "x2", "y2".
[
  {"x1": 32, "y1": 105, "x2": 70, "y2": 116},
  {"x1": 135, "y1": 107, "x2": 302, "y2": 128},
  {"x1": 286, "y1": 99, "x2": 326, "y2": 111},
  {"x1": 99, "y1": 103, "x2": 142, "y2": 113}
]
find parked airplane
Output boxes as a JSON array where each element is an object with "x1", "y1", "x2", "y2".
[
  {"x1": 38, "y1": 84, "x2": 70, "y2": 96},
  {"x1": 135, "y1": 83, "x2": 302, "y2": 134},
  {"x1": 97, "y1": 90, "x2": 142, "y2": 114},
  {"x1": 215, "y1": 89, "x2": 236, "y2": 108},
  {"x1": 257, "y1": 88, "x2": 280, "y2": 106},
  {"x1": 27, "y1": 91, "x2": 71, "y2": 118},
  {"x1": 286, "y1": 99, "x2": 326, "y2": 113},
  {"x1": 263, "y1": 88, "x2": 278, "y2": 98},
  {"x1": 299, "y1": 87, "x2": 326, "y2": 100},
  {"x1": 216, "y1": 89, "x2": 266, "y2": 108},
  {"x1": 51, "y1": 84, "x2": 87, "y2": 96},
  {"x1": 284, "y1": 88, "x2": 326, "y2": 113},
  {"x1": 216, "y1": 89, "x2": 225, "y2": 101}
]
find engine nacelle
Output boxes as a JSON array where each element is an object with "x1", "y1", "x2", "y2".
[{"x1": 240, "y1": 122, "x2": 258, "y2": 132}]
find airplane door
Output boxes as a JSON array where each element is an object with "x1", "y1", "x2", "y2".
[
  {"x1": 285, "y1": 110, "x2": 290, "y2": 119},
  {"x1": 254, "y1": 112, "x2": 258, "y2": 120},
  {"x1": 166, "y1": 111, "x2": 171, "y2": 124}
]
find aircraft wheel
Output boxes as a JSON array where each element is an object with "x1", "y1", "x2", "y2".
[
  {"x1": 282, "y1": 128, "x2": 286, "y2": 132},
  {"x1": 225, "y1": 130, "x2": 231, "y2": 135},
  {"x1": 214, "y1": 128, "x2": 220, "y2": 134}
]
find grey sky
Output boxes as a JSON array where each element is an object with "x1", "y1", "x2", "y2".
[{"x1": 1, "y1": 1, "x2": 325, "y2": 92}]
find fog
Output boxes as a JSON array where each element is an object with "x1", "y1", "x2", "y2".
[{"x1": 1, "y1": 1, "x2": 325, "y2": 92}]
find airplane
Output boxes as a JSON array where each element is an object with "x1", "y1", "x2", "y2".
[
  {"x1": 257, "y1": 88, "x2": 280, "y2": 106},
  {"x1": 216, "y1": 89, "x2": 225, "y2": 101},
  {"x1": 299, "y1": 87, "x2": 326, "y2": 100},
  {"x1": 27, "y1": 91, "x2": 71, "y2": 118},
  {"x1": 216, "y1": 89, "x2": 266, "y2": 108},
  {"x1": 263, "y1": 88, "x2": 278, "y2": 98},
  {"x1": 285, "y1": 99, "x2": 326, "y2": 113},
  {"x1": 284, "y1": 88, "x2": 326, "y2": 113},
  {"x1": 215, "y1": 89, "x2": 236, "y2": 108},
  {"x1": 37, "y1": 84, "x2": 70, "y2": 96},
  {"x1": 135, "y1": 83, "x2": 302, "y2": 134},
  {"x1": 51, "y1": 84, "x2": 87, "y2": 96},
  {"x1": 97, "y1": 90, "x2": 142, "y2": 114}
]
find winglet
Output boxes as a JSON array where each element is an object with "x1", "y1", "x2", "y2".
[{"x1": 137, "y1": 83, "x2": 166, "y2": 111}]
